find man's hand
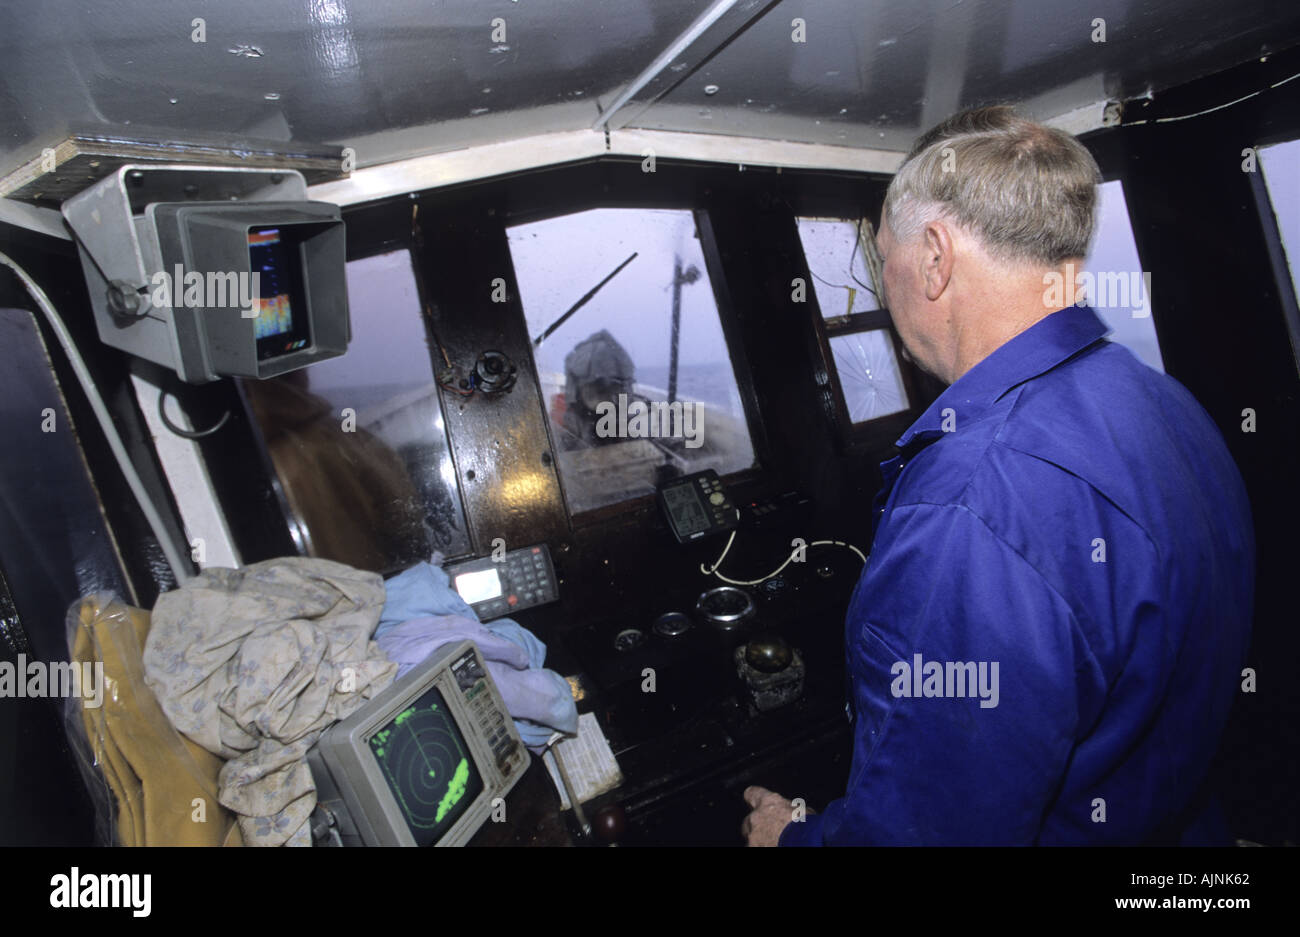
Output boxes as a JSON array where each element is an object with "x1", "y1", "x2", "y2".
[{"x1": 741, "y1": 785, "x2": 797, "y2": 847}]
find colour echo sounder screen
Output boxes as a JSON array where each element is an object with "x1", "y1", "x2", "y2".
[
  {"x1": 366, "y1": 684, "x2": 485, "y2": 846},
  {"x1": 248, "y1": 226, "x2": 313, "y2": 357}
]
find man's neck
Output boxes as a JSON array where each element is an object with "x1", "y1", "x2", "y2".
[{"x1": 941, "y1": 258, "x2": 1079, "y2": 383}]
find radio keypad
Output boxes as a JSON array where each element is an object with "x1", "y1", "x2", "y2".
[{"x1": 448, "y1": 544, "x2": 558, "y2": 621}]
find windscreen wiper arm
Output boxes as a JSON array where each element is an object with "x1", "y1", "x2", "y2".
[{"x1": 533, "y1": 252, "x2": 639, "y2": 347}]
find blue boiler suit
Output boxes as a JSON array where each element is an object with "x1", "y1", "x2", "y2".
[{"x1": 780, "y1": 305, "x2": 1254, "y2": 845}]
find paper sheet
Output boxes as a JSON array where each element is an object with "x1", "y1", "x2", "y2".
[{"x1": 543, "y1": 712, "x2": 623, "y2": 810}]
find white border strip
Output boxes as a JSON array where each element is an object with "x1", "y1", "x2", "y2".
[
  {"x1": 308, "y1": 130, "x2": 608, "y2": 206},
  {"x1": 129, "y1": 372, "x2": 241, "y2": 570},
  {"x1": 309, "y1": 128, "x2": 906, "y2": 206},
  {"x1": 608, "y1": 129, "x2": 905, "y2": 174}
]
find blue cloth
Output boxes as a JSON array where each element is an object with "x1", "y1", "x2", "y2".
[
  {"x1": 378, "y1": 560, "x2": 478, "y2": 634},
  {"x1": 781, "y1": 306, "x2": 1254, "y2": 846},
  {"x1": 377, "y1": 561, "x2": 578, "y2": 751}
]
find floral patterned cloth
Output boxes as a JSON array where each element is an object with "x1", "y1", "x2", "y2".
[{"x1": 143, "y1": 558, "x2": 397, "y2": 846}]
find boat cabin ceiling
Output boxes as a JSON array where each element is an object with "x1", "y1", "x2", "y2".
[
  {"x1": 1, "y1": 0, "x2": 1299, "y2": 168},
  {"x1": 1, "y1": 0, "x2": 1298, "y2": 851}
]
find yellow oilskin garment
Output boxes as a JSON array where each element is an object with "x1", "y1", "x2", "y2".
[{"x1": 70, "y1": 593, "x2": 242, "y2": 847}]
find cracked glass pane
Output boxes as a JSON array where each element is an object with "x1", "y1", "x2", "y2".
[{"x1": 829, "y1": 330, "x2": 908, "y2": 423}]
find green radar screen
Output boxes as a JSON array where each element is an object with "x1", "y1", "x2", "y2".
[{"x1": 368, "y1": 685, "x2": 485, "y2": 845}]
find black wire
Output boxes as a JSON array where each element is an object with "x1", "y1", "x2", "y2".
[
  {"x1": 847, "y1": 221, "x2": 879, "y2": 296},
  {"x1": 158, "y1": 389, "x2": 230, "y2": 439},
  {"x1": 807, "y1": 222, "x2": 879, "y2": 302},
  {"x1": 810, "y1": 268, "x2": 879, "y2": 300},
  {"x1": 775, "y1": 191, "x2": 880, "y2": 300}
]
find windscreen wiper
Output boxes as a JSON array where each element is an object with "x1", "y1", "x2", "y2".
[{"x1": 532, "y1": 252, "x2": 639, "y2": 347}]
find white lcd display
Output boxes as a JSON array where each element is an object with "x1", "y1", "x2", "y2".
[{"x1": 455, "y1": 568, "x2": 503, "y2": 604}]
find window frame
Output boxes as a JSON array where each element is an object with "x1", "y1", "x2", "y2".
[{"x1": 794, "y1": 214, "x2": 925, "y2": 452}]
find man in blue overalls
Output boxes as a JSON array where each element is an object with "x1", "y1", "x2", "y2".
[{"x1": 742, "y1": 106, "x2": 1254, "y2": 845}]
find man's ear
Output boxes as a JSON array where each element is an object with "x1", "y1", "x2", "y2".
[{"x1": 920, "y1": 221, "x2": 956, "y2": 301}]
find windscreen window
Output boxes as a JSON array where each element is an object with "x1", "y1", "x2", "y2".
[
  {"x1": 507, "y1": 208, "x2": 757, "y2": 515},
  {"x1": 241, "y1": 249, "x2": 470, "y2": 572}
]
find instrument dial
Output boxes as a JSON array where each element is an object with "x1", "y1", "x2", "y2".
[
  {"x1": 652, "y1": 612, "x2": 692, "y2": 637},
  {"x1": 614, "y1": 628, "x2": 647, "y2": 652},
  {"x1": 696, "y1": 586, "x2": 756, "y2": 630}
]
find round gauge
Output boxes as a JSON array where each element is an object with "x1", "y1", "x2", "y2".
[
  {"x1": 614, "y1": 628, "x2": 647, "y2": 652},
  {"x1": 696, "y1": 586, "x2": 756, "y2": 630},
  {"x1": 652, "y1": 612, "x2": 692, "y2": 637}
]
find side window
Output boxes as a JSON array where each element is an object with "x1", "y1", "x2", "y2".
[
  {"x1": 796, "y1": 216, "x2": 911, "y2": 427},
  {"x1": 797, "y1": 217, "x2": 883, "y2": 317},
  {"x1": 1079, "y1": 180, "x2": 1165, "y2": 373},
  {"x1": 1259, "y1": 139, "x2": 1300, "y2": 305},
  {"x1": 1259, "y1": 139, "x2": 1300, "y2": 373},
  {"x1": 827, "y1": 330, "x2": 910, "y2": 422},
  {"x1": 507, "y1": 207, "x2": 758, "y2": 516},
  {"x1": 1259, "y1": 139, "x2": 1300, "y2": 369},
  {"x1": 241, "y1": 249, "x2": 470, "y2": 572}
]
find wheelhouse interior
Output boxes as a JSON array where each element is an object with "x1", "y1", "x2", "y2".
[{"x1": 2, "y1": 0, "x2": 1299, "y2": 847}]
